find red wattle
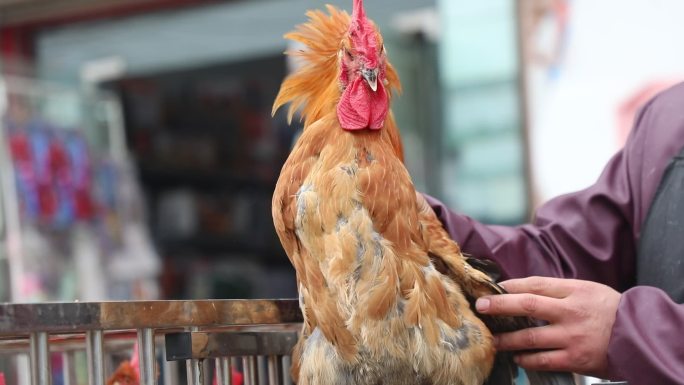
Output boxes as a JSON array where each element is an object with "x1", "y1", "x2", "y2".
[{"x1": 337, "y1": 77, "x2": 388, "y2": 130}]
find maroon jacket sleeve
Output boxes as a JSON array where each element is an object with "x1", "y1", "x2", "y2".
[
  {"x1": 425, "y1": 144, "x2": 637, "y2": 289},
  {"x1": 608, "y1": 287, "x2": 684, "y2": 383},
  {"x1": 427, "y1": 84, "x2": 684, "y2": 384}
]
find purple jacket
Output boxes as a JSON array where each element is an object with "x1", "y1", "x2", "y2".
[{"x1": 428, "y1": 83, "x2": 684, "y2": 384}]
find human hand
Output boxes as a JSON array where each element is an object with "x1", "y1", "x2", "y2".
[{"x1": 475, "y1": 276, "x2": 621, "y2": 377}]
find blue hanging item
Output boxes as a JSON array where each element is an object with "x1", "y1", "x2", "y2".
[
  {"x1": 28, "y1": 120, "x2": 58, "y2": 223},
  {"x1": 51, "y1": 130, "x2": 74, "y2": 228},
  {"x1": 95, "y1": 159, "x2": 118, "y2": 212},
  {"x1": 65, "y1": 131, "x2": 93, "y2": 221}
]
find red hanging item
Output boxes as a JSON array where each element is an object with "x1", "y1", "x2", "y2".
[{"x1": 212, "y1": 365, "x2": 243, "y2": 385}]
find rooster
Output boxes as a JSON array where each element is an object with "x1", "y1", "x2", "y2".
[
  {"x1": 272, "y1": 2, "x2": 573, "y2": 385},
  {"x1": 106, "y1": 343, "x2": 140, "y2": 385}
]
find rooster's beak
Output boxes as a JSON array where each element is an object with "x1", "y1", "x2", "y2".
[{"x1": 362, "y1": 68, "x2": 379, "y2": 92}]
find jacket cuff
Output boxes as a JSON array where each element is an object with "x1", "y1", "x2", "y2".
[{"x1": 606, "y1": 286, "x2": 684, "y2": 384}]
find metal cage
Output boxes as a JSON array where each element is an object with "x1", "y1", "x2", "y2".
[{"x1": 0, "y1": 299, "x2": 302, "y2": 385}]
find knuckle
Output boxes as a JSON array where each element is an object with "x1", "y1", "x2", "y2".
[
  {"x1": 489, "y1": 296, "x2": 503, "y2": 311},
  {"x1": 522, "y1": 328, "x2": 537, "y2": 348},
  {"x1": 529, "y1": 276, "x2": 547, "y2": 292},
  {"x1": 570, "y1": 303, "x2": 591, "y2": 319},
  {"x1": 566, "y1": 327, "x2": 582, "y2": 342},
  {"x1": 573, "y1": 284, "x2": 591, "y2": 297},
  {"x1": 535, "y1": 353, "x2": 553, "y2": 370},
  {"x1": 521, "y1": 295, "x2": 538, "y2": 315},
  {"x1": 573, "y1": 280, "x2": 588, "y2": 290}
]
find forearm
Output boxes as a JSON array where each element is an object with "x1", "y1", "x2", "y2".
[
  {"x1": 426, "y1": 95, "x2": 665, "y2": 289},
  {"x1": 425, "y1": 194, "x2": 632, "y2": 285},
  {"x1": 425, "y1": 196, "x2": 564, "y2": 280}
]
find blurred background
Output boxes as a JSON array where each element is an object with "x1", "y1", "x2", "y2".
[
  {"x1": 1, "y1": 0, "x2": 684, "y2": 309},
  {"x1": 1, "y1": 0, "x2": 684, "y2": 384}
]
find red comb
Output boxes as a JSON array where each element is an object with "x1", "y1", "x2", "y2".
[
  {"x1": 349, "y1": 0, "x2": 379, "y2": 69},
  {"x1": 352, "y1": 0, "x2": 366, "y2": 23}
]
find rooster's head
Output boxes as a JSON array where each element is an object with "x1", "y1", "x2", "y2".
[
  {"x1": 272, "y1": 0, "x2": 400, "y2": 132},
  {"x1": 337, "y1": 0, "x2": 390, "y2": 131}
]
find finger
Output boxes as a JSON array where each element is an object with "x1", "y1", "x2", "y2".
[
  {"x1": 495, "y1": 325, "x2": 567, "y2": 351},
  {"x1": 476, "y1": 293, "x2": 565, "y2": 322},
  {"x1": 514, "y1": 349, "x2": 572, "y2": 372},
  {"x1": 499, "y1": 276, "x2": 575, "y2": 298}
]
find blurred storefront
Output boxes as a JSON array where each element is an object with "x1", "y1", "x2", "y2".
[
  {"x1": 0, "y1": 0, "x2": 449, "y2": 305},
  {"x1": 5, "y1": 0, "x2": 681, "y2": 304},
  {"x1": 0, "y1": 2, "x2": 529, "y2": 378},
  {"x1": 438, "y1": 0, "x2": 530, "y2": 224},
  {"x1": 3, "y1": 0, "x2": 682, "y2": 384}
]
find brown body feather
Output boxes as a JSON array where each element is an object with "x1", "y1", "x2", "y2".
[{"x1": 271, "y1": 5, "x2": 571, "y2": 385}]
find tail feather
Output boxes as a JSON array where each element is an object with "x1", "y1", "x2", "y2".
[
  {"x1": 462, "y1": 257, "x2": 577, "y2": 385},
  {"x1": 483, "y1": 352, "x2": 516, "y2": 385},
  {"x1": 526, "y1": 370, "x2": 576, "y2": 385}
]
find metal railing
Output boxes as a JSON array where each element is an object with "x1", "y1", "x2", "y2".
[{"x1": 0, "y1": 299, "x2": 302, "y2": 385}]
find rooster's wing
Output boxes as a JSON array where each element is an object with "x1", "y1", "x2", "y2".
[{"x1": 415, "y1": 193, "x2": 576, "y2": 385}]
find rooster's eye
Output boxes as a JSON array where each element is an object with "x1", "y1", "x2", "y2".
[{"x1": 344, "y1": 49, "x2": 354, "y2": 60}]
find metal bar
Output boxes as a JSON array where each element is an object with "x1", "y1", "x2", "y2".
[
  {"x1": 231, "y1": 358, "x2": 239, "y2": 384},
  {"x1": 61, "y1": 352, "x2": 73, "y2": 385},
  {"x1": 162, "y1": 353, "x2": 179, "y2": 385},
  {"x1": 216, "y1": 357, "x2": 232, "y2": 385},
  {"x1": 256, "y1": 332, "x2": 298, "y2": 357},
  {"x1": 0, "y1": 300, "x2": 301, "y2": 335},
  {"x1": 86, "y1": 330, "x2": 105, "y2": 385},
  {"x1": 29, "y1": 332, "x2": 51, "y2": 385},
  {"x1": 62, "y1": 352, "x2": 74, "y2": 385},
  {"x1": 0, "y1": 330, "x2": 166, "y2": 355},
  {"x1": 186, "y1": 359, "x2": 203, "y2": 385},
  {"x1": 165, "y1": 331, "x2": 297, "y2": 360},
  {"x1": 105, "y1": 352, "x2": 115, "y2": 385},
  {"x1": 215, "y1": 358, "x2": 224, "y2": 385},
  {"x1": 257, "y1": 356, "x2": 267, "y2": 385},
  {"x1": 138, "y1": 328, "x2": 156, "y2": 385},
  {"x1": 243, "y1": 356, "x2": 257, "y2": 385},
  {"x1": 16, "y1": 354, "x2": 31, "y2": 385},
  {"x1": 281, "y1": 356, "x2": 292, "y2": 385},
  {"x1": 205, "y1": 359, "x2": 214, "y2": 385},
  {"x1": 267, "y1": 356, "x2": 280, "y2": 385},
  {"x1": 186, "y1": 326, "x2": 201, "y2": 385}
]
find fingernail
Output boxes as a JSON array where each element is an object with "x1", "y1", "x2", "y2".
[{"x1": 475, "y1": 298, "x2": 490, "y2": 313}]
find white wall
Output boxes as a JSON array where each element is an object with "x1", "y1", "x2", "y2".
[{"x1": 527, "y1": 0, "x2": 684, "y2": 204}]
